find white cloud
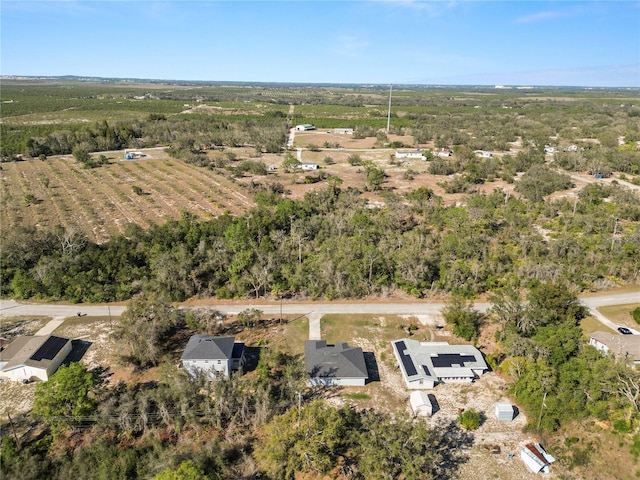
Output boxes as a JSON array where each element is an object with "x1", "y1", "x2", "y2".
[
  {"x1": 375, "y1": 0, "x2": 458, "y2": 16},
  {"x1": 513, "y1": 10, "x2": 564, "y2": 24},
  {"x1": 333, "y1": 35, "x2": 370, "y2": 57}
]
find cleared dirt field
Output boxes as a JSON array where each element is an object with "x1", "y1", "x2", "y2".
[
  {"x1": 2, "y1": 133, "x2": 629, "y2": 245},
  {"x1": 0, "y1": 148, "x2": 253, "y2": 242}
]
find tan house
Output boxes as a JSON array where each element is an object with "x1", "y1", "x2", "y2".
[
  {"x1": 0, "y1": 335, "x2": 72, "y2": 382},
  {"x1": 589, "y1": 331, "x2": 640, "y2": 364}
]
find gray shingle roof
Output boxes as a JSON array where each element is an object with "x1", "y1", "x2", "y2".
[
  {"x1": 304, "y1": 340, "x2": 368, "y2": 380},
  {"x1": 181, "y1": 335, "x2": 235, "y2": 361}
]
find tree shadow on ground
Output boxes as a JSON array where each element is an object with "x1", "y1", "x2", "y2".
[{"x1": 434, "y1": 419, "x2": 476, "y2": 479}]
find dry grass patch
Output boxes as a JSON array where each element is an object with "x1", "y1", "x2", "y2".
[
  {"x1": 0, "y1": 316, "x2": 52, "y2": 340},
  {"x1": 580, "y1": 315, "x2": 617, "y2": 335},
  {"x1": 270, "y1": 315, "x2": 309, "y2": 356},
  {"x1": 597, "y1": 303, "x2": 640, "y2": 329}
]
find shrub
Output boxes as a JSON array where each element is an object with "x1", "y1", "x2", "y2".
[
  {"x1": 457, "y1": 408, "x2": 481, "y2": 430},
  {"x1": 631, "y1": 306, "x2": 640, "y2": 324}
]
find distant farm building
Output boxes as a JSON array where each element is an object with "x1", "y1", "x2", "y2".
[
  {"x1": 181, "y1": 335, "x2": 245, "y2": 380},
  {"x1": 124, "y1": 149, "x2": 145, "y2": 160},
  {"x1": 474, "y1": 150, "x2": 494, "y2": 158},
  {"x1": 305, "y1": 340, "x2": 369, "y2": 386},
  {"x1": 435, "y1": 149, "x2": 453, "y2": 157},
  {"x1": 329, "y1": 128, "x2": 353, "y2": 135},
  {"x1": 391, "y1": 339, "x2": 488, "y2": 389},
  {"x1": 295, "y1": 124, "x2": 316, "y2": 131},
  {"x1": 0, "y1": 335, "x2": 72, "y2": 382},
  {"x1": 395, "y1": 149, "x2": 426, "y2": 160},
  {"x1": 300, "y1": 163, "x2": 319, "y2": 171}
]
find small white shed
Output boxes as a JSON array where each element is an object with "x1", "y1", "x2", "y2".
[
  {"x1": 410, "y1": 391, "x2": 434, "y2": 417},
  {"x1": 495, "y1": 402, "x2": 516, "y2": 421}
]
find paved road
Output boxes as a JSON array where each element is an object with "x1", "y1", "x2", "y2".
[
  {"x1": 0, "y1": 300, "x2": 126, "y2": 318},
  {"x1": 1, "y1": 291, "x2": 637, "y2": 323}
]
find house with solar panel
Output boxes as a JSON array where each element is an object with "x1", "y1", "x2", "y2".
[
  {"x1": 0, "y1": 335, "x2": 73, "y2": 382},
  {"x1": 305, "y1": 340, "x2": 369, "y2": 386},
  {"x1": 181, "y1": 335, "x2": 245, "y2": 380},
  {"x1": 391, "y1": 339, "x2": 488, "y2": 389}
]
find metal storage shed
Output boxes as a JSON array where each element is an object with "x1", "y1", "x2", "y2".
[{"x1": 495, "y1": 402, "x2": 516, "y2": 421}]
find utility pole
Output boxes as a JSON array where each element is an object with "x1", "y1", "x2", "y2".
[
  {"x1": 7, "y1": 412, "x2": 21, "y2": 450},
  {"x1": 386, "y1": 84, "x2": 393, "y2": 133},
  {"x1": 537, "y1": 391, "x2": 547, "y2": 431},
  {"x1": 611, "y1": 217, "x2": 619, "y2": 251}
]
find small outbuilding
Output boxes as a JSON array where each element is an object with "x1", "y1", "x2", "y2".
[
  {"x1": 520, "y1": 442, "x2": 555, "y2": 474},
  {"x1": 409, "y1": 391, "x2": 434, "y2": 417},
  {"x1": 295, "y1": 124, "x2": 316, "y2": 131},
  {"x1": 494, "y1": 402, "x2": 516, "y2": 421},
  {"x1": 395, "y1": 149, "x2": 426, "y2": 160}
]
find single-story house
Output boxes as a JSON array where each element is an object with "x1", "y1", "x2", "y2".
[
  {"x1": 589, "y1": 331, "x2": 640, "y2": 365},
  {"x1": 330, "y1": 128, "x2": 353, "y2": 135},
  {"x1": 409, "y1": 390, "x2": 434, "y2": 417},
  {"x1": 0, "y1": 335, "x2": 72, "y2": 382},
  {"x1": 181, "y1": 335, "x2": 245, "y2": 379},
  {"x1": 391, "y1": 339, "x2": 488, "y2": 389},
  {"x1": 305, "y1": 340, "x2": 369, "y2": 386},
  {"x1": 395, "y1": 149, "x2": 426, "y2": 160},
  {"x1": 295, "y1": 124, "x2": 316, "y2": 131},
  {"x1": 520, "y1": 442, "x2": 555, "y2": 474},
  {"x1": 474, "y1": 150, "x2": 494, "y2": 158},
  {"x1": 300, "y1": 163, "x2": 319, "y2": 171}
]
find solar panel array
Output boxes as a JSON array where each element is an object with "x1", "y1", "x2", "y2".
[
  {"x1": 431, "y1": 353, "x2": 477, "y2": 368},
  {"x1": 395, "y1": 341, "x2": 418, "y2": 376},
  {"x1": 31, "y1": 336, "x2": 68, "y2": 362}
]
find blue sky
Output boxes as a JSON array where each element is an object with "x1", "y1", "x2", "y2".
[{"x1": 1, "y1": 1, "x2": 639, "y2": 87}]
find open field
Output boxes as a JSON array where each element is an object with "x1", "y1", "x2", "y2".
[
  {"x1": 0, "y1": 149, "x2": 254, "y2": 242},
  {"x1": 3, "y1": 133, "x2": 614, "y2": 244}
]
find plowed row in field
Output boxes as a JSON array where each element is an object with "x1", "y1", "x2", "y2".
[{"x1": 0, "y1": 154, "x2": 255, "y2": 243}]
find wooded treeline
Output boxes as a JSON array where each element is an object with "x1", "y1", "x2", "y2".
[{"x1": 2, "y1": 180, "x2": 639, "y2": 303}]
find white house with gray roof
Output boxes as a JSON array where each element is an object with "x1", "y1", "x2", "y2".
[
  {"x1": 0, "y1": 335, "x2": 72, "y2": 382},
  {"x1": 305, "y1": 340, "x2": 369, "y2": 386},
  {"x1": 181, "y1": 335, "x2": 245, "y2": 379},
  {"x1": 391, "y1": 339, "x2": 488, "y2": 389},
  {"x1": 589, "y1": 331, "x2": 640, "y2": 365}
]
